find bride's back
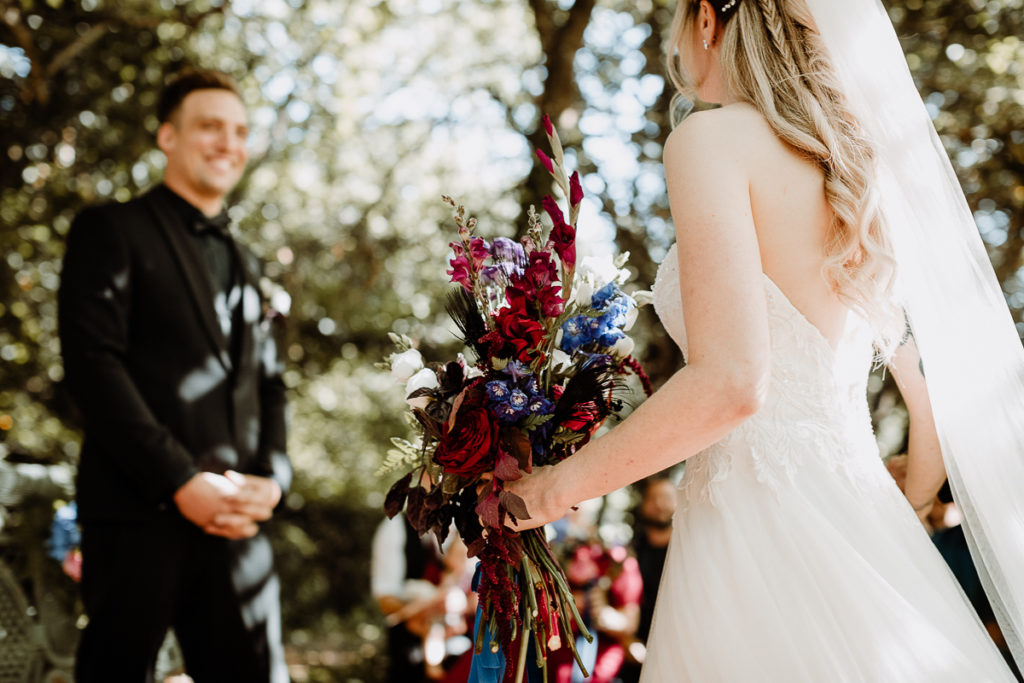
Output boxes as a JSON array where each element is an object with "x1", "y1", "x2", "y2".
[{"x1": 715, "y1": 102, "x2": 849, "y2": 349}]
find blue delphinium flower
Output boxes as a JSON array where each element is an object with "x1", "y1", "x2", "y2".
[
  {"x1": 507, "y1": 389, "x2": 530, "y2": 417},
  {"x1": 492, "y1": 401, "x2": 521, "y2": 423},
  {"x1": 486, "y1": 380, "x2": 511, "y2": 401},
  {"x1": 561, "y1": 315, "x2": 592, "y2": 352},
  {"x1": 591, "y1": 282, "x2": 619, "y2": 310},
  {"x1": 528, "y1": 396, "x2": 553, "y2": 415}
]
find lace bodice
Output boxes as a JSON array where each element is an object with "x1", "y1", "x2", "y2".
[{"x1": 652, "y1": 244, "x2": 887, "y2": 505}]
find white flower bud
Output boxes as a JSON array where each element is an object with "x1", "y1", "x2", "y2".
[
  {"x1": 552, "y1": 349, "x2": 572, "y2": 370},
  {"x1": 390, "y1": 348, "x2": 424, "y2": 383},
  {"x1": 624, "y1": 305, "x2": 639, "y2": 331},
  {"x1": 612, "y1": 336, "x2": 635, "y2": 358},
  {"x1": 574, "y1": 280, "x2": 595, "y2": 307},
  {"x1": 405, "y1": 367, "x2": 439, "y2": 409},
  {"x1": 632, "y1": 290, "x2": 654, "y2": 307}
]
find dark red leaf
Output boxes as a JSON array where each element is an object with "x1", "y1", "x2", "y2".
[
  {"x1": 384, "y1": 472, "x2": 412, "y2": 518},
  {"x1": 476, "y1": 493, "x2": 502, "y2": 529},
  {"x1": 499, "y1": 490, "x2": 531, "y2": 521},
  {"x1": 494, "y1": 450, "x2": 521, "y2": 481}
]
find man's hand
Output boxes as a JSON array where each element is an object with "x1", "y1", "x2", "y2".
[
  {"x1": 223, "y1": 471, "x2": 281, "y2": 520},
  {"x1": 201, "y1": 471, "x2": 281, "y2": 538},
  {"x1": 174, "y1": 472, "x2": 243, "y2": 532}
]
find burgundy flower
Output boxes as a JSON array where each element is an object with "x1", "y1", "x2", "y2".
[
  {"x1": 569, "y1": 171, "x2": 583, "y2": 207},
  {"x1": 543, "y1": 196, "x2": 576, "y2": 269},
  {"x1": 536, "y1": 149, "x2": 554, "y2": 175},
  {"x1": 537, "y1": 284, "x2": 565, "y2": 317},
  {"x1": 447, "y1": 253, "x2": 472, "y2": 291},
  {"x1": 542, "y1": 113, "x2": 554, "y2": 136},
  {"x1": 482, "y1": 307, "x2": 545, "y2": 363},
  {"x1": 563, "y1": 401, "x2": 600, "y2": 432},
  {"x1": 524, "y1": 251, "x2": 559, "y2": 291},
  {"x1": 433, "y1": 389, "x2": 498, "y2": 477},
  {"x1": 468, "y1": 237, "x2": 490, "y2": 266}
]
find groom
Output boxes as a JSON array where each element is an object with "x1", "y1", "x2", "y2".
[{"x1": 59, "y1": 69, "x2": 291, "y2": 682}]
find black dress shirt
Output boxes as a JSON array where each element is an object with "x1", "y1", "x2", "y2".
[{"x1": 155, "y1": 184, "x2": 241, "y2": 356}]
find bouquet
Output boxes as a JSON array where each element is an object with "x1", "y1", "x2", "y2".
[{"x1": 381, "y1": 115, "x2": 651, "y2": 682}]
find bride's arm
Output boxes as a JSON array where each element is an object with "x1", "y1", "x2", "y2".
[
  {"x1": 507, "y1": 111, "x2": 772, "y2": 529},
  {"x1": 887, "y1": 329, "x2": 945, "y2": 519}
]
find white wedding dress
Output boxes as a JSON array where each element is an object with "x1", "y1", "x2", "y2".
[{"x1": 640, "y1": 243, "x2": 1016, "y2": 682}]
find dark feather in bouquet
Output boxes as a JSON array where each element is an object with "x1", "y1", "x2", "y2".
[{"x1": 446, "y1": 287, "x2": 490, "y2": 359}]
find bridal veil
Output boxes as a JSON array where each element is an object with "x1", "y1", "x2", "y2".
[{"x1": 803, "y1": 0, "x2": 1024, "y2": 668}]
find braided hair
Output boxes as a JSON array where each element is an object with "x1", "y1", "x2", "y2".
[{"x1": 667, "y1": 0, "x2": 901, "y2": 353}]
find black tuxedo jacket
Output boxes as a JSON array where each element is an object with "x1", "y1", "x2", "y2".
[{"x1": 59, "y1": 186, "x2": 291, "y2": 523}]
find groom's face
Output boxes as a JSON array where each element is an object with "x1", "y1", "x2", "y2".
[{"x1": 159, "y1": 89, "x2": 249, "y2": 203}]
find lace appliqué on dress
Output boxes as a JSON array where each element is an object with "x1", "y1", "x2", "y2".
[{"x1": 651, "y1": 244, "x2": 888, "y2": 509}]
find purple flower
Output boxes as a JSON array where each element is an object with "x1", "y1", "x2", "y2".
[
  {"x1": 502, "y1": 360, "x2": 531, "y2": 381},
  {"x1": 491, "y1": 237, "x2": 527, "y2": 268},
  {"x1": 480, "y1": 263, "x2": 516, "y2": 286}
]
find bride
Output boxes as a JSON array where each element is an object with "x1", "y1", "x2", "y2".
[{"x1": 508, "y1": 0, "x2": 1024, "y2": 680}]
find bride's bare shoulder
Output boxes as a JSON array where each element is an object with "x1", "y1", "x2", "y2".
[{"x1": 664, "y1": 102, "x2": 769, "y2": 169}]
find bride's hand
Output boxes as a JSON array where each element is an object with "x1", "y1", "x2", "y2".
[{"x1": 503, "y1": 464, "x2": 571, "y2": 531}]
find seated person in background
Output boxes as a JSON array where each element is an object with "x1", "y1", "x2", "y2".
[{"x1": 371, "y1": 514, "x2": 475, "y2": 682}]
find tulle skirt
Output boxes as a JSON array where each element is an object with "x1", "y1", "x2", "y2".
[{"x1": 640, "y1": 455, "x2": 1015, "y2": 682}]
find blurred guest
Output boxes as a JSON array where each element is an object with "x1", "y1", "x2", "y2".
[
  {"x1": 547, "y1": 497, "x2": 642, "y2": 683},
  {"x1": 620, "y1": 473, "x2": 676, "y2": 683},
  {"x1": 59, "y1": 68, "x2": 291, "y2": 682},
  {"x1": 371, "y1": 514, "x2": 475, "y2": 682}
]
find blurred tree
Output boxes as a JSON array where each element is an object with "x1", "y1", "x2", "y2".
[{"x1": 1, "y1": 0, "x2": 1023, "y2": 679}]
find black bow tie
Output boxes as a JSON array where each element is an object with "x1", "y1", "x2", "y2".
[{"x1": 193, "y1": 212, "x2": 231, "y2": 236}]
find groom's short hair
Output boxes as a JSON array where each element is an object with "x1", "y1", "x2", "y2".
[{"x1": 157, "y1": 68, "x2": 241, "y2": 124}]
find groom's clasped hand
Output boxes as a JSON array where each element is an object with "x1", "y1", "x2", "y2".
[{"x1": 173, "y1": 470, "x2": 282, "y2": 539}]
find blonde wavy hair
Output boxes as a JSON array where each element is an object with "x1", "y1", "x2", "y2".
[{"x1": 667, "y1": 0, "x2": 902, "y2": 354}]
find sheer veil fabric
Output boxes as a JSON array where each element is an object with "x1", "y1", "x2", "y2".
[{"x1": 804, "y1": 0, "x2": 1024, "y2": 667}]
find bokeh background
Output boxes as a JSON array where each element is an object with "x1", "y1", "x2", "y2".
[{"x1": 1, "y1": 0, "x2": 1022, "y2": 680}]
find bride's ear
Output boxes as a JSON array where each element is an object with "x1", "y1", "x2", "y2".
[{"x1": 697, "y1": 0, "x2": 721, "y2": 49}]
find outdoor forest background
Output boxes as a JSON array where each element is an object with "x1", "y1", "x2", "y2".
[{"x1": 1, "y1": 0, "x2": 1023, "y2": 679}]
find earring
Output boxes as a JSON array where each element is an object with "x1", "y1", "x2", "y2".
[{"x1": 703, "y1": 39, "x2": 710, "y2": 50}]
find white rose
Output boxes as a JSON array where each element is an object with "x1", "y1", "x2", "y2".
[
  {"x1": 405, "y1": 367, "x2": 439, "y2": 409},
  {"x1": 612, "y1": 336, "x2": 635, "y2": 358},
  {"x1": 552, "y1": 349, "x2": 572, "y2": 370},
  {"x1": 390, "y1": 348, "x2": 424, "y2": 383}
]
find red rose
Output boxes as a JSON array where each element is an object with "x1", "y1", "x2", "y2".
[
  {"x1": 497, "y1": 311, "x2": 545, "y2": 362},
  {"x1": 433, "y1": 389, "x2": 498, "y2": 476}
]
